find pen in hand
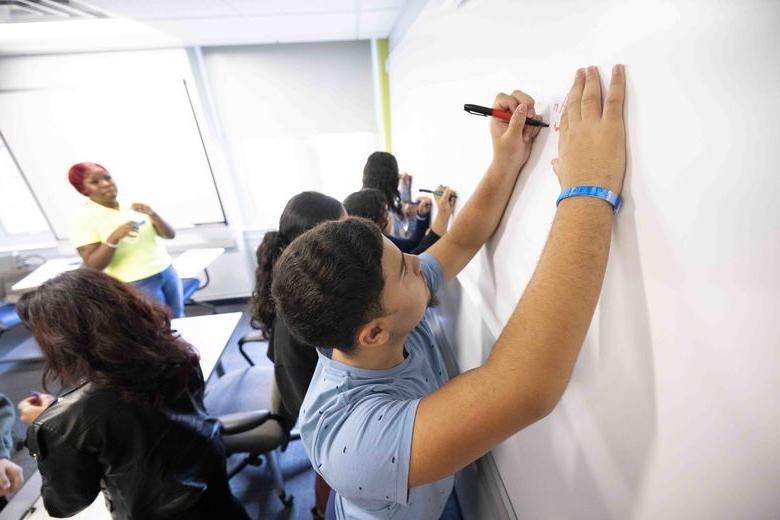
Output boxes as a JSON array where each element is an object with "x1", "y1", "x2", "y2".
[
  {"x1": 464, "y1": 104, "x2": 549, "y2": 127},
  {"x1": 419, "y1": 189, "x2": 458, "y2": 204}
]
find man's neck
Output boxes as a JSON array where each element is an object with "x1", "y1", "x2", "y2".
[{"x1": 331, "y1": 335, "x2": 407, "y2": 370}]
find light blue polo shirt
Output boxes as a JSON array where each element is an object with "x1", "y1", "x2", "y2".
[{"x1": 299, "y1": 252, "x2": 453, "y2": 519}]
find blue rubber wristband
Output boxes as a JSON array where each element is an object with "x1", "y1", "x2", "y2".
[{"x1": 556, "y1": 186, "x2": 622, "y2": 214}]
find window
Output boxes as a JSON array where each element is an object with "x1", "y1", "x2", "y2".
[
  {"x1": 0, "y1": 49, "x2": 226, "y2": 241},
  {"x1": 0, "y1": 131, "x2": 53, "y2": 239}
]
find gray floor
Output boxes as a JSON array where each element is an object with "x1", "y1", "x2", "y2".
[{"x1": 0, "y1": 300, "x2": 318, "y2": 520}]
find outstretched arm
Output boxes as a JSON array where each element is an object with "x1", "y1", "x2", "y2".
[
  {"x1": 410, "y1": 65, "x2": 627, "y2": 487},
  {"x1": 427, "y1": 91, "x2": 541, "y2": 283}
]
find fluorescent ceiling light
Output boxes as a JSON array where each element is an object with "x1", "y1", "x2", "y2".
[{"x1": 0, "y1": 18, "x2": 182, "y2": 54}]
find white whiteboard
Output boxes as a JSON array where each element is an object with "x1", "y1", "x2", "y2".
[
  {"x1": 0, "y1": 50, "x2": 226, "y2": 239},
  {"x1": 389, "y1": 0, "x2": 780, "y2": 518}
]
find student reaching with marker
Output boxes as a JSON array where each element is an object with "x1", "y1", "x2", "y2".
[
  {"x1": 67, "y1": 162, "x2": 185, "y2": 317},
  {"x1": 343, "y1": 184, "x2": 456, "y2": 254},
  {"x1": 270, "y1": 64, "x2": 627, "y2": 519},
  {"x1": 362, "y1": 152, "x2": 430, "y2": 240}
]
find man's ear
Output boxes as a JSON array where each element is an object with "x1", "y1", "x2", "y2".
[{"x1": 356, "y1": 317, "x2": 390, "y2": 349}]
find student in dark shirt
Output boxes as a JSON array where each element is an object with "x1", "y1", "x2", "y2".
[
  {"x1": 15, "y1": 269, "x2": 248, "y2": 520},
  {"x1": 249, "y1": 191, "x2": 345, "y2": 520},
  {"x1": 343, "y1": 186, "x2": 455, "y2": 254}
]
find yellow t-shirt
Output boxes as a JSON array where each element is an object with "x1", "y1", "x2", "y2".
[{"x1": 70, "y1": 200, "x2": 172, "y2": 283}]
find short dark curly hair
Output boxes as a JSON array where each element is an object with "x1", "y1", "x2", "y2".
[
  {"x1": 271, "y1": 217, "x2": 386, "y2": 352},
  {"x1": 343, "y1": 189, "x2": 388, "y2": 232}
]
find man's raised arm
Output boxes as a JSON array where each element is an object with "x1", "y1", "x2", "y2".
[
  {"x1": 411, "y1": 65, "x2": 627, "y2": 487},
  {"x1": 427, "y1": 90, "x2": 542, "y2": 283}
]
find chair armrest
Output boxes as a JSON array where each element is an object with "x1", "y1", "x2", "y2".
[
  {"x1": 237, "y1": 333, "x2": 266, "y2": 367},
  {"x1": 237, "y1": 333, "x2": 265, "y2": 347},
  {"x1": 219, "y1": 410, "x2": 273, "y2": 435}
]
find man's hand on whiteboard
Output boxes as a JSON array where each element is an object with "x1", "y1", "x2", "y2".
[
  {"x1": 490, "y1": 90, "x2": 540, "y2": 172},
  {"x1": 552, "y1": 65, "x2": 626, "y2": 194}
]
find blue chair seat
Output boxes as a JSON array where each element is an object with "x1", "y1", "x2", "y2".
[
  {"x1": 0, "y1": 303, "x2": 21, "y2": 332},
  {"x1": 181, "y1": 278, "x2": 201, "y2": 301},
  {"x1": 181, "y1": 277, "x2": 217, "y2": 315}
]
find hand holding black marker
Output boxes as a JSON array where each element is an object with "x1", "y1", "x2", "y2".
[{"x1": 464, "y1": 104, "x2": 549, "y2": 127}]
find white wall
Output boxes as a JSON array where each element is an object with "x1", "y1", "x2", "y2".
[
  {"x1": 389, "y1": 0, "x2": 779, "y2": 518},
  {"x1": 201, "y1": 40, "x2": 379, "y2": 229}
]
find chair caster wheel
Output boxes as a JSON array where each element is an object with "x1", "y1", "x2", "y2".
[{"x1": 279, "y1": 492, "x2": 293, "y2": 507}]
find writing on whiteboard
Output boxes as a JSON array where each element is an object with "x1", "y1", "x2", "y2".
[{"x1": 552, "y1": 95, "x2": 568, "y2": 132}]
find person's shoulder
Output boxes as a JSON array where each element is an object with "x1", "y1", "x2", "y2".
[
  {"x1": 418, "y1": 252, "x2": 444, "y2": 291},
  {"x1": 40, "y1": 383, "x2": 119, "y2": 426},
  {"x1": 31, "y1": 384, "x2": 113, "y2": 453},
  {"x1": 418, "y1": 251, "x2": 442, "y2": 269},
  {"x1": 70, "y1": 200, "x2": 100, "y2": 230},
  {"x1": 410, "y1": 311, "x2": 436, "y2": 340},
  {"x1": 74, "y1": 199, "x2": 100, "y2": 215},
  {"x1": 70, "y1": 201, "x2": 88, "y2": 218}
]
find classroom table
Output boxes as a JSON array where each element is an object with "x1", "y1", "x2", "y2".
[
  {"x1": 9, "y1": 248, "x2": 225, "y2": 294},
  {"x1": 0, "y1": 312, "x2": 242, "y2": 520},
  {"x1": 171, "y1": 247, "x2": 224, "y2": 279},
  {"x1": 10, "y1": 258, "x2": 82, "y2": 292}
]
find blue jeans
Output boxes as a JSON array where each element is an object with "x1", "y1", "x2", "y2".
[{"x1": 130, "y1": 264, "x2": 184, "y2": 318}]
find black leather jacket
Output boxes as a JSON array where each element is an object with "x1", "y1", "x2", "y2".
[{"x1": 27, "y1": 366, "x2": 248, "y2": 519}]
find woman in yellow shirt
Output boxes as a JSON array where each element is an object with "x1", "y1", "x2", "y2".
[{"x1": 67, "y1": 162, "x2": 184, "y2": 317}]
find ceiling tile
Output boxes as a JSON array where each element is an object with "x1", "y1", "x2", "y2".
[
  {"x1": 84, "y1": 0, "x2": 239, "y2": 19},
  {"x1": 146, "y1": 12, "x2": 358, "y2": 46},
  {"x1": 222, "y1": 0, "x2": 354, "y2": 16},
  {"x1": 358, "y1": 9, "x2": 399, "y2": 38},
  {"x1": 360, "y1": 0, "x2": 407, "y2": 10}
]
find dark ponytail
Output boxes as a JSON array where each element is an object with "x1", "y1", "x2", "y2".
[
  {"x1": 362, "y1": 151, "x2": 402, "y2": 216},
  {"x1": 249, "y1": 191, "x2": 344, "y2": 336}
]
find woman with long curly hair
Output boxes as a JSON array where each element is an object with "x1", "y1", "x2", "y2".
[
  {"x1": 250, "y1": 191, "x2": 344, "y2": 519},
  {"x1": 16, "y1": 269, "x2": 248, "y2": 520}
]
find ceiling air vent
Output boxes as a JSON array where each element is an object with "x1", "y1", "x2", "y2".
[{"x1": 0, "y1": 0, "x2": 107, "y2": 23}]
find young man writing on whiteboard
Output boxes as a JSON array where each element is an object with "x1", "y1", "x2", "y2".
[{"x1": 272, "y1": 65, "x2": 627, "y2": 519}]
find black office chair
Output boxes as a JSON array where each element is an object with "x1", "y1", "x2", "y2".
[{"x1": 208, "y1": 334, "x2": 300, "y2": 508}]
